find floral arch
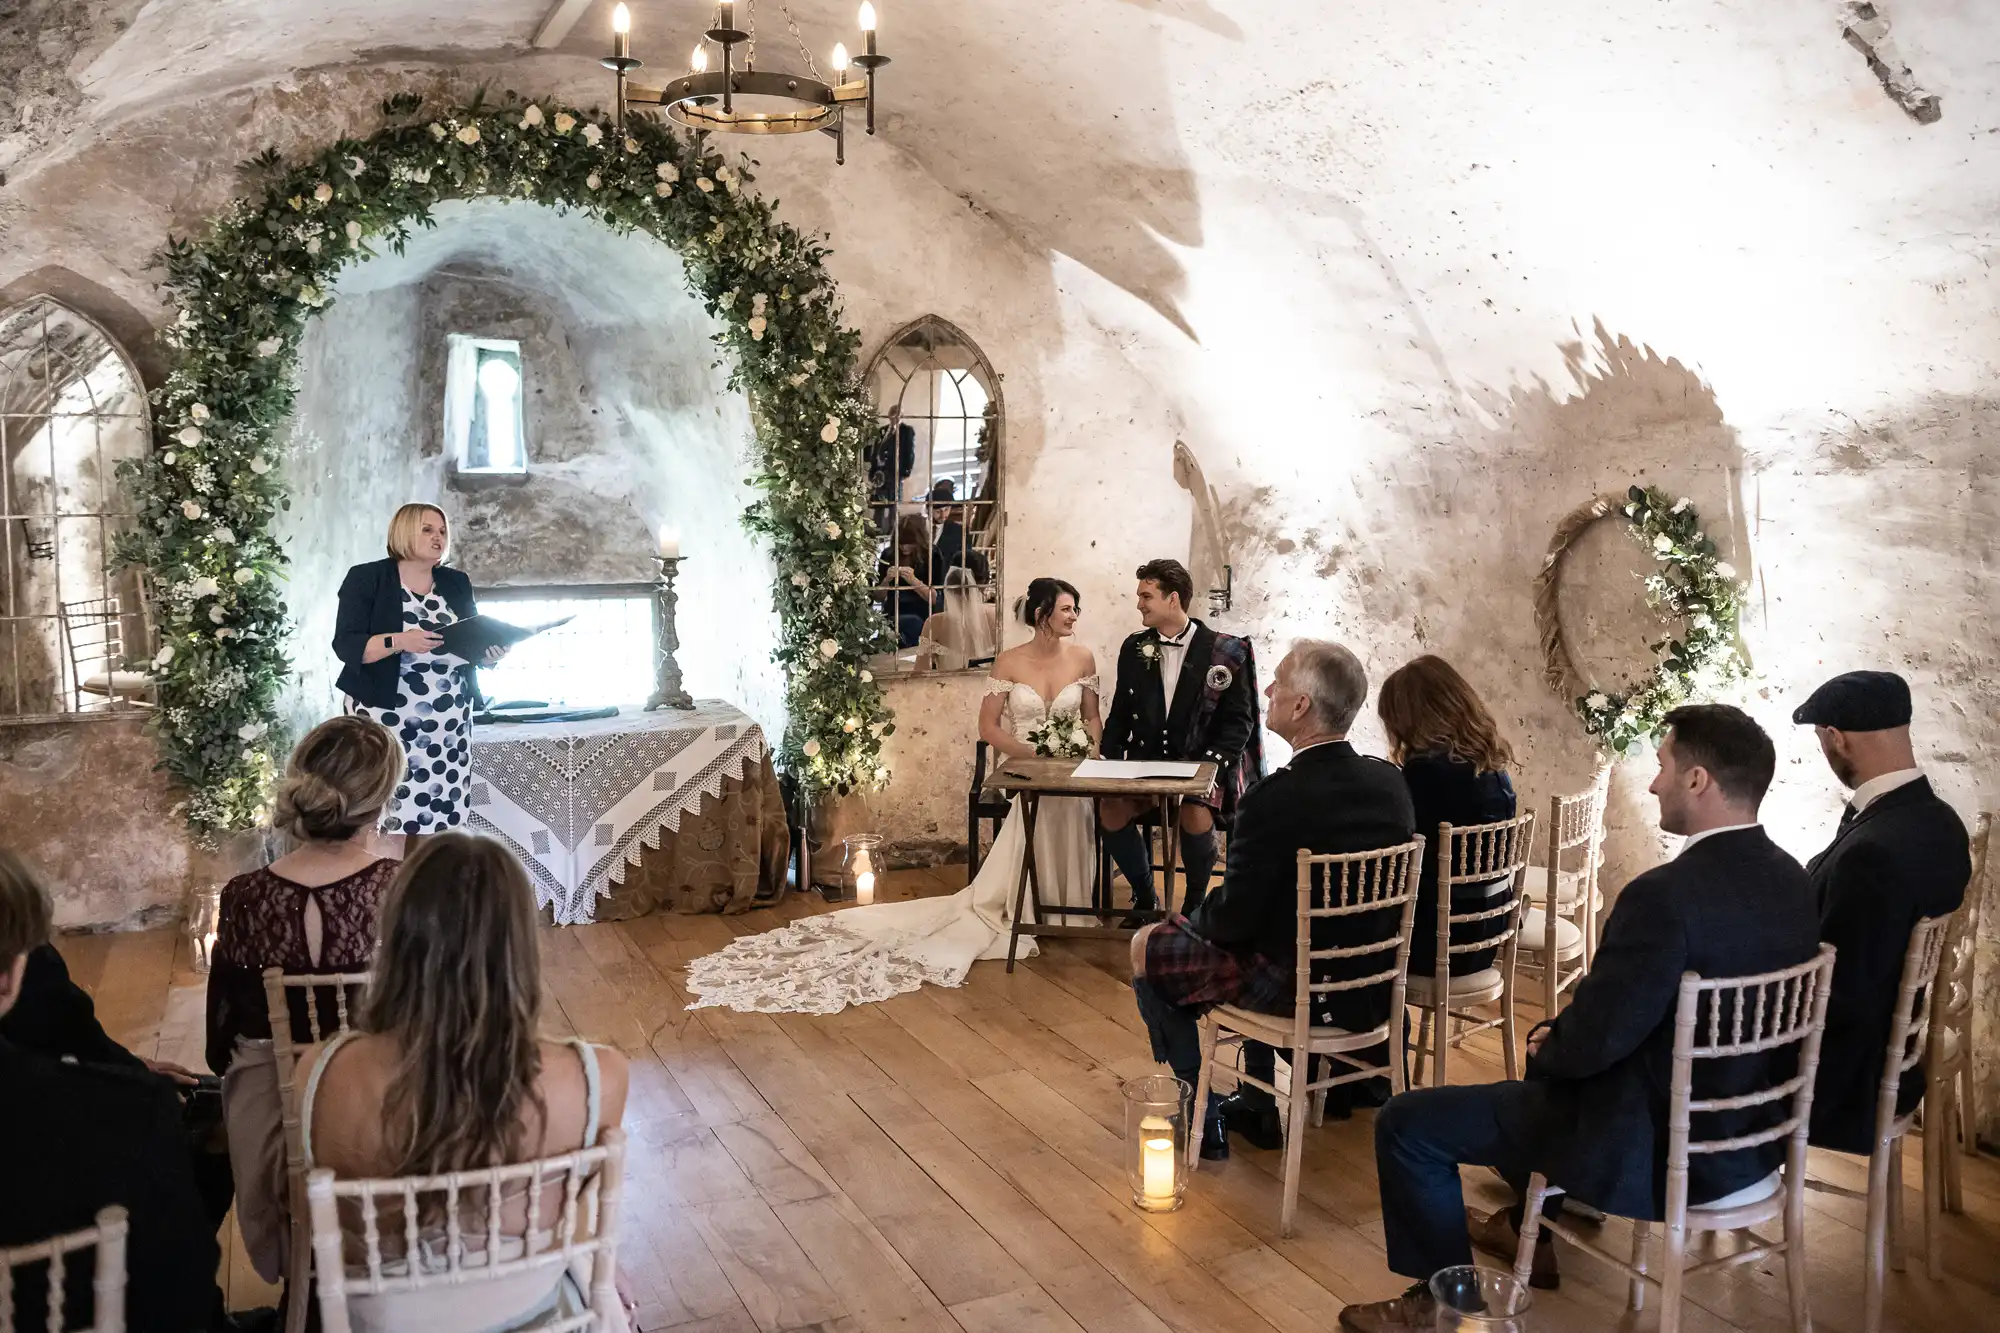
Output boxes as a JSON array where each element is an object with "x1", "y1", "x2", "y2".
[{"x1": 117, "y1": 91, "x2": 895, "y2": 838}]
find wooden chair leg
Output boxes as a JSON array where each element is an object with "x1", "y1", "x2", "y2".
[
  {"x1": 1511, "y1": 1174, "x2": 1552, "y2": 1292},
  {"x1": 285, "y1": 1171, "x2": 312, "y2": 1333},
  {"x1": 1501, "y1": 985, "x2": 1520, "y2": 1082},
  {"x1": 1784, "y1": 1172, "x2": 1812, "y2": 1333},
  {"x1": 1433, "y1": 1007, "x2": 1449, "y2": 1090},
  {"x1": 1279, "y1": 1063, "x2": 1311, "y2": 1238},
  {"x1": 1923, "y1": 1112, "x2": 1944, "y2": 1281},
  {"x1": 1188, "y1": 1017, "x2": 1220, "y2": 1173},
  {"x1": 1660, "y1": 1214, "x2": 1689, "y2": 1333},
  {"x1": 1947, "y1": 1068, "x2": 1971, "y2": 1213},
  {"x1": 1629, "y1": 1219, "x2": 1651, "y2": 1312},
  {"x1": 1412, "y1": 1007, "x2": 1433, "y2": 1089},
  {"x1": 1864, "y1": 1141, "x2": 1891, "y2": 1333},
  {"x1": 1888, "y1": 1142, "x2": 1907, "y2": 1274}
]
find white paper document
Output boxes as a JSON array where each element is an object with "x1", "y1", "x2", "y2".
[{"x1": 1069, "y1": 759, "x2": 1204, "y2": 780}]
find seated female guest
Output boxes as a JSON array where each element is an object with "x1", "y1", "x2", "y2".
[
  {"x1": 1377, "y1": 656, "x2": 1518, "y2": 977},
  {"x1": 877, "y1": 512, "x2": 941, "y2": 648},
  {"x1": 205, "y1": 715, "x2": 405, "y2": 1282},
  {"x1": 297, "y1": 834, "x2": 632, "y2": 1330},
  {"x1": 332, "y1": 502, "x2": 503, "y2": 850}
]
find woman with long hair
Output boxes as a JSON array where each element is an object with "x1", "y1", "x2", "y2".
[
  {"x1": 331, "y1": 503, "x2": 505, "y2": 852},
  {"x1": 876, "y1": 512, "x2": 940, "y2": 648},
  {"x1": 686, "y1": 576, "x2": 1102, "y2": 1012},
  {"x1": 296, "y1": 834, "x2": 631, "y2": 1328},
  {"x1": 1376, "y1": 655, "x2": 1518, "y2": 977}
]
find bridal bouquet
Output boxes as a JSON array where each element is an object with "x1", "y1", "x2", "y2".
[{"x1": 1026, "y1": 710, "x2": 1093, "y2": 758}]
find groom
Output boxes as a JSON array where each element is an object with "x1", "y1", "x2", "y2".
[{"x1": 1100, "y1": 558, "x2": 1262, "y2": 920}]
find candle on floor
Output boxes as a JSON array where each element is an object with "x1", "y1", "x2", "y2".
[
  {"x1": 855, "y1": 869, "x2": 876, "y2": 903},
  {"x1": 1139, "y1": 1115, "x2": 1176, "y2": 1204}
]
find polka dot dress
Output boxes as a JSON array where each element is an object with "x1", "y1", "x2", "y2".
[{"x1": 347, "y1": 586, "x2": 473, "y2": 834}]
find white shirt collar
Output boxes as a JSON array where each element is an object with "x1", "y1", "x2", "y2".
[
  {"x1": 1849, "y1": 768, "x2": 1923, "y2": 815},
  {"x1": 1156, "y1": 620, "x2": 1194, "y2": 646},
  {"x1": 1680, "y1": 822, "x2": 1761, "y2": 854}
]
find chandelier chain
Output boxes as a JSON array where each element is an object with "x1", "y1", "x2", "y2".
[
  {"x1": 780, "y1": 0, "x2": 824, "y2": 80},
  {"x1": 745, "y1": 1, "x2": 756, "y2": 69}
]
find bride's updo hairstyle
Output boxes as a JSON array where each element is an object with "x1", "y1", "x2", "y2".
[
  {"x1": 273, "y1": 716, "x2": 405, "y2": 842},
  {"x1": 1014, "y1": 577, "x2": 1081, "y2": 630}
]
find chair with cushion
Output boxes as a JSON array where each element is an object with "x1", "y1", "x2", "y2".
[
  {"x1": 58, "y1": 596, "x2": 153, "y2": 710},
  {"x1": 1407, "y1": 814, "x2": 1536, "y2": 1089},
  {"x1": 1805, "y1": 913, "x2": 1953, "y2": 1329},
  {"x1": 1927, "y1": 811, "x2": 1989, "y2": 1230},
  {"x1": 266, "y1": 967, "x2": 373, "y2": 1333},
  {"x1": 1515, "y1": 771, "x2": 1609, "y2": 1038},
  {"x1": 0, "y1": 1206, "x2": 128, "y2": 1333},
  {"x1": 305, "y1": 1128, "x2": 627, "y2": 1333},
  {"x1": 1513, "y1": 945, "x2": 1837, "y2": 1333},
  {"x1": 1188, "y1": 839, "x2": 1425, "y2": 1237}
]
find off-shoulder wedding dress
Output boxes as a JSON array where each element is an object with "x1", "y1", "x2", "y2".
[{"x1": 684, "y1": 675, "x2": 1100, "y2": 1013}]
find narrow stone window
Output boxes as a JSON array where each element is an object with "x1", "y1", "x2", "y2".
[{"x1": 445, "y1": 335, "x2": 528, "y2": 474}]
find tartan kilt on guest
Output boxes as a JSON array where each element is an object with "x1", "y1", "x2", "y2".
[{"x1": 1141, "y1": 915, "x2": 1293, "y2": 1016}]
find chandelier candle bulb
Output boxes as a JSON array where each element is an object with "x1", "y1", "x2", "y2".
[
  {"x1": 718, "y1": 1, "x2": 734, "y2": 32},
  {"x1": 832, "y1": 42, "x2": 849, "y2": 78},
  {"x1": 692, "y1": 43, "x2": 708, "y2": 72},
  {"x1": 859, "y1": 1, "x2": 878, "y2": 55},
  {"x1": 612, "y1": 2, "x2": 631, "y2": 58}
]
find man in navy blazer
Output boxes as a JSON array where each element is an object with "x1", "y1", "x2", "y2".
[
  {"x1": 1792, "y1": 671, "x2": 1970, "y2": 1154},
  {"x1": 1340, "y1": 706, "x2": 1820, "y2": 1332}
]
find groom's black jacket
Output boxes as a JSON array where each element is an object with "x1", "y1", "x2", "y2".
[{"x1": 1101, "y1": 619, "x2": 1262, "y2": 820}]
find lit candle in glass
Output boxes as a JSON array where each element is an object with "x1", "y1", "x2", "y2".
[
  {"x1": 612, "y1": 3, "x2": 631, "y2": 58},
  {"x1": 858, "y1": 2, "x2": 878, "y2": 56},
  {"x1": 658, "y1": 529, "x2": 681, "y2": 559},
  {"x1": 1139, "y1": 1115, "x2": 1176, "y2": 1204}
]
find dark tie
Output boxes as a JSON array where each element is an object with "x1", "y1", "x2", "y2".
[{"x1": 1839, "y1": 804, "x2": 1858, "y2": 827}]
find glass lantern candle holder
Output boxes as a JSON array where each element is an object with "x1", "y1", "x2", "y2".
[
  {"x1": 1122, "y1": 1073, "x2": 1190, "y2": 1212},
  {"x1": 185, "y1": 883, "x2": 222, "y2": 975},
  {"x1": 1429, "y1": 1265, "x2": 1532, "y2": 1332},
  {"x1": 841, "y1": 833, "x2": 883, "y2": 904}
]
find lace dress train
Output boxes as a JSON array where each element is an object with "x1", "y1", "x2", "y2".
[{"x1": 685, "y1": 677, "x2": 1100, "y2": 1014}]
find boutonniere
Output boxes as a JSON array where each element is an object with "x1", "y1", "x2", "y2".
[
  {"x1": 1138, "y1": 641, "x2": 1161, "y2": 666},
  {"x1": 1206, "y1": 665, "x2": 1234, "y2": 692}
]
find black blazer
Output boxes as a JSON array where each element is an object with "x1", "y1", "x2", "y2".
[
  {"x1": 332, "y1": 558, "x2": 478, "y2": 710},
  {"x1": 0, "y1": 944, "x2": 145, "y2": 1070},
  {"x1": 0, "y1": 1040, "x2": 218, "y2": 1333},
  {"x1": 1185, "y1": 741, "x2": 1415, "y2": 1032},
  {"x1": 1806, "y1": 777, "x2": 1969, "y2": 1154},
  {"x1": 1401, "y1": 750, "x2": 1518, "y2": 977},
  {"x1": 1524, "y1": 828, "x2": 1820, "y2": 1219},
  {"x1": 1101, "y1": 620, "x2": 1259, "y2": 767}
]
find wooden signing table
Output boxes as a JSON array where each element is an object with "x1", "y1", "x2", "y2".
[{"x1": 984, "y1": 757, "x2": 1219, "y2": 971}]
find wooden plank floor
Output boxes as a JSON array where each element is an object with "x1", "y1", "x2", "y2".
[{"x1": 59, "y1": 867, "x2": 2000, "y2": 1333}]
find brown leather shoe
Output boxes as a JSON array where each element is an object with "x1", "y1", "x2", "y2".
[
  {"x1": 1337, "y1": 1283, "x2": 1437, "y2": 1332},
  {"x1": 1466, "y1": 1206, "x2": 1560, "y2": 1289}
]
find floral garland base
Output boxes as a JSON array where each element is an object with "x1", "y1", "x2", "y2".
[
  {"x1": 115, "y1": 91, "x2": 896, "y2": 840},
  {"x1": 1533, "y1": 485, "x2": 1751, "y2": 756}
]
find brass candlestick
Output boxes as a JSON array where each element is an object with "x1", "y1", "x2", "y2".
[{"x1": 645, "y1": 554, "x2": 696, "y2": 711}]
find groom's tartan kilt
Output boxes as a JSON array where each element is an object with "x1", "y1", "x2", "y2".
[{"x1": 1142, "y1": 915, "x2": 1294, "y2": 1016}]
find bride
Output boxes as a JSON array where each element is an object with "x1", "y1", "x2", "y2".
[{"x1": 685, "y1": 577, "x2": 1102, "y2": 1014}]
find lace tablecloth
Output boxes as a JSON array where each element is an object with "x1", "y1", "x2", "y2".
[{"x1": 468, "y1": 701, "x2": 769, "y2": 925}]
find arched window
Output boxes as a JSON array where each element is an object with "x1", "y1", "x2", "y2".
[
  {"x1": 862, "y1": 316, "x2": 1003, "y2": 675},
  {"x1": 0, "y1": 297, "x2": 152, "y2": 716}
]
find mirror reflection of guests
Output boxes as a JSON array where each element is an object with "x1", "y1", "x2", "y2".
[
  {"x1": 331, "y1": 503, "x2": 504, "y2": 853},
  {"x1": 929, "y1": 481, "x2": 990, "y2": 584},
  {"x1": 920, "y1": 568, "x2": 1001, "y2": 671},
  {"x1": 682, "y1": 577, "x2": 1103, "y2": 1013},
  {"x1": 877, "y1": 513, "x2": 940, "y2": 648},
  {"x1": 865, "y1": 404, "x2": 917, "y2": 535}
]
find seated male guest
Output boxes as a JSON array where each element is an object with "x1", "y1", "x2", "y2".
[
  {"x1": 1339, "y1": 706, "x2": 1818, "y2": 1332},
  {"x1": 0, "y1": 850, "x2": 220, "y2": 1333},
  {"x1": 1793, "y1": 671, "x2": 1970, "y2": 1155},
  {"x1": 1130, "y1": 640, "x2": 1414, "y2": 1157}
]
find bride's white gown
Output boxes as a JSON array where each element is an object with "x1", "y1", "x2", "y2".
[{"x1": 685, "y1": 676, "x2": 1100, "y2": 1014}]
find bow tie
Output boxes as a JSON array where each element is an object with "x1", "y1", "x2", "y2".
[
  {"x1": 1156, "y1": 628, "x2": 1192, "y2": 647},
  {"x1": 1839, "y1": 804, "x2": 1858, "y2": 827}
]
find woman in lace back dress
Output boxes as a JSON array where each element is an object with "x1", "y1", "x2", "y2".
[{"x1": 686, "y1": 578, "x2": 1103, "y2": 1014}]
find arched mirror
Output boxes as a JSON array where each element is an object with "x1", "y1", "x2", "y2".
[
  {"x1": 862, "y1": 316, "x2": 1002, "y2": 676},
  {"x1": 0, "y1": 297, "x2": 152, "y2": 717}
]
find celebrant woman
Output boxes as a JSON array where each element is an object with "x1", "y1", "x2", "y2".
[{"x1": 332, "y1": 503, "x2": 504, "y2": 851}]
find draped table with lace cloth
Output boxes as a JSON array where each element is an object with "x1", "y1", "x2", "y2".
[{"x1": 467, "y1": 701, "x2": 787, "y2": 925}]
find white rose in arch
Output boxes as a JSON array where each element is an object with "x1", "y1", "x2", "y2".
[
  {"x1": 820, "y1": 420, "x2": 840, "y2": 443},
  {"x1": 1671, "y1": 497, "x2": 1691, "y2": 514},
  {"x1": 655, "y1": 182, "x2": 673, "y2": 197},
  {"x1": 181, "y1": 500, "x2": 204, "y2": 520},
  {"x1": 313, "y1": 182, "x2": 333, "y2": 203},
  {"x1": 249, "y1": 457, "x2": 271, "y2": 475},
  {"x1": 555, "y1": 111, "x2": 576, "y2": 134},
  {"x1": 874, "y1": 766, "x2": 890, "y2": 783},
  {"x1": 819, "y1": 638, "x2": 840, "y2": 658},
  {"x1": 234, "y1": 567, "x2": 256, "y2": 585},
  {"x1": 346, "y1": 221, "x2": 362, "y2": 241},
  {"x1": 178, "y1": 426, "x2": 203, "y2": 447},
  {"x1": 656, "y1": 162, "x2": 680, "y2": 182},
  {"x1": 255, "y1": 337, "x2": 282, "y2": 357},
  {"x1": 237, "y1": 721, "x2": 268, "y2": 742},
  {"x1": 748, "y1": 316, "x2": 767, "y2": 339},
  {"x1": 1652, "y1": 533, "x2": 1672, "y2": 553},
  {"x1": 802, "y1": 739, "x2": 821, "y2": 758},
  {"x1": 456, "y1": 124, "x2": 481, "y2": 145},
  {"x1": 824, "y1": 521, "x2": 841, "y2": 539},
  {"x1": 1715, "y1": 561, "x2": 1737, "y2": 580},
  {"x1": 521, "y1": 104, "x2": 545, "y2": 128},
  {"x1": 790, "y1": 572, "x2": 810, "y2": 587},
  {"x1": 428, "y1": 122, "x2": 447, "y2": 139},
  {"x1": 209, "y1": 604, "x2": 226, "y2": 624},
  {"x1": 624, "y1": 136, "x2": 640, "y2": 154},
  {"x1": 860, "y1": 669, "x2": 874, "y2": 684},
  {"x1": 582, "y1": 123, "x2": 604, "y2": 145},
  {"x1": 697, "y1": 177, "x2": 715, "y2": 192},
  {"x1": 162, "y1": 452, "x2": 177, "y2": 466},
  {"x1": 189, "y1": 403, "x2": 210, "y2": 423},
  {"x1": 585, "y1": 173, "x2": 602, "y2": 191},
  {"x1": 211, "y1": 527, "x2": 236, "y2": 545},
  {"x1": 153, "y1": 645, "x2": 175, "y2": 668},
  {"x1": 843, "y1": 718, "x2": 860, "y2": 733},
  {"x1": 215, "y1": 628, "x2": 235, "y2": 640},
  {"x1": 1585, "y1": 692, "x2": 1610, "y2": 711}
]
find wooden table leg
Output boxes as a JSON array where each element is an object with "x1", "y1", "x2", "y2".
[
  {"x1": 1158, "y1": 795, "x2": 1180, "y2": 919},
  {"x1": 1006, "y1": 793, "x2": 1044, "y2": 972}
]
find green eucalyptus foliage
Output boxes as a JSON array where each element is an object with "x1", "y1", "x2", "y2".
[
  {"x1": 116, "y1": 92, "x2": 896, "y2": 841},
  {"x1": 1573, "y1": 485, "x2": 1751, "y2": 756}
]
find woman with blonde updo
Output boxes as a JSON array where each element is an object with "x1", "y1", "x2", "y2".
[{"x1": 205, "y1": 715, "x2": 405, "y2": 1284}]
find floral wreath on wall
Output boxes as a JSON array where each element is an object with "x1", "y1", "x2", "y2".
[
  {"x1": 115, "y1": 90, "x2": 896, "y2": 840},
  {"x1": 1532, "y1": 485, "x2": 1751, "y2": 756}
]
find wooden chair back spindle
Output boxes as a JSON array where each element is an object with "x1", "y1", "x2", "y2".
[{"x1": 0, "y1": 1207, "x2": 129, "y2": 1333}]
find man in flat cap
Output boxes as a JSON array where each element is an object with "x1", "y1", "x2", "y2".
[{"x1": 1794, "y1": 670, "x2": 1970, "y2": 1153}]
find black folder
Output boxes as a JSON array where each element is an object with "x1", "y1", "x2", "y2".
[{"x1": 421, "y1": 614, "x2": 574, "y2": 662}]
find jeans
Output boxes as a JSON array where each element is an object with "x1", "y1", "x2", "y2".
[{"x1": 1374, "y1": 1081, "x2": 1558, "y2": 1281}]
